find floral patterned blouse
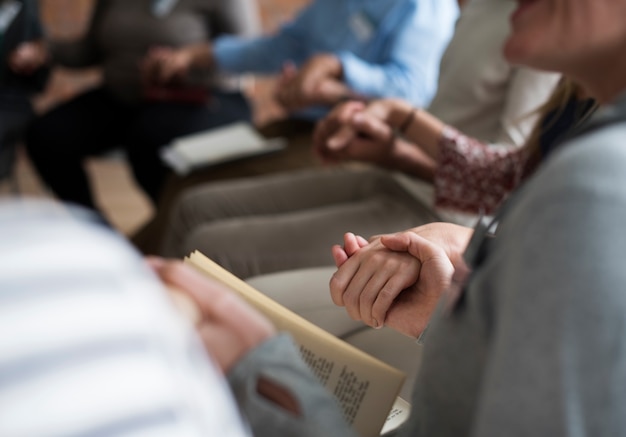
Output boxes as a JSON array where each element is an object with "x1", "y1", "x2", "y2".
[{"x1": 433, "y1": 97, "x2": 596, "y2": 215}]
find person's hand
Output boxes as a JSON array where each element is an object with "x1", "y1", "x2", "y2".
[
  {"x1": 329, "y1": 222, "x2": 471, "y2": 338},
  {"x1": 313, "y1": 98, "x2": 406, "y2": 165},
  {"x1": 146, "y1": 257, "x2": 276, "y2": 373},
  {"x1": 8, "y1": 41, "x2": 48, "y2": 75},
  {"x1": 330, "y1": 232, "x2": 446, "y2": 337},
  {"x1": 274, "y1": 54, "x2": 352, "y2": 112},
  {"x1": 331, "y1": 232, "x2": 370, "y2": 266},
  {"x1": 140, "y1": 42, "x2": 212, "y2": 85},
  {"x1": 140, "y1": 46, "x2": 191, "y2": 85}
]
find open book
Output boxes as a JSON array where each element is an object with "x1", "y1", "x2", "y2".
[
  {"x1": 160, "y1": 122, "x2": 286, "y2": 176},
  {"x1": 184, "y1": 251, "x2": 411, "y2": 437}
]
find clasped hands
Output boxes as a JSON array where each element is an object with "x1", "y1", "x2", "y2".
[
  {"x1": 330, "y1": 223, "x2": 472, "y2": 338},
  {"x1": 312, "y1": 97, "x2": 421, "y2": 169},
  {"x1": 274, "y1": 54, "x2": 354, "y2": 113},
  {"x1": 148, "y1": 221, "x2": 471, "y2": 375},
  {"x1": 139, "y1": 42, "x2": 211, "y2": 85}
]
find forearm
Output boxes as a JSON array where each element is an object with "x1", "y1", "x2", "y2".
[
  {"x1": 388, "y1": 101, "x2": 446, "y2": 160},
  {"x1": 182, "y1": 42, "x2": 215, "y2": 71},
  {"x1": 228, "y1": 334, "x2": 357, "y2": 437},
  {"x1": 387, "y1": 138, "x2": 437, "y2": 181},
  {"x1": 373, "y1": 99, "x2": 445, "y2": 169}
]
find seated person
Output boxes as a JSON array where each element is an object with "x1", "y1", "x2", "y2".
[
  {"x1": 24, "y1": 0, "x2": 262, "y2": 219},
  {"x1": 166, "y1": 0, "x2": 459, "y2": 119},
  {"x1": 25, "y1": 0, "x2": 458, "y2": 226},
  {"x1": 160, "y1": 0, "x2": 561, "y2": 279},
  {"x1": 167, "y1": 0, "x2": 626, "y2": 432},
  {"x1": 131, "y1": 0, "x2": 460, "y2": 252},
  {"x1": 8, "y1": 1, "x2": 626, "y2": 435},
  {"x1": 0, "y1": 0, "x2": 48, "y2": 184},
  {"x1": 0, "y1": 199, "x2": 250, "y2": 436},
  {"x1": 246, "y1": 76, "x2": 595, "y2": 397}
]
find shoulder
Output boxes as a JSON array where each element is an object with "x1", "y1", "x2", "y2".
[{"x1": 492, "y1": 121, "x2": 626, "y2": 304}]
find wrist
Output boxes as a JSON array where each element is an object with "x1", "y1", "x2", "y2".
[
  {"x1": 186, "y1": 42, "x2": 213, "y2": 70},
  {"x1": 323, "y1": 54, "x2": 344, "y2": 79},
  {"x1": 388, "y1": 100, "x2": 416, "y2": 129},
  {"x1": 398, "y1": 108, "x2": 419, "y2": 135}
]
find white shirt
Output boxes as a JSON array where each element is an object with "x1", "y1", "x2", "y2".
[{"x1": 0, "y1": 200, "x2": 250, "y2": 437}]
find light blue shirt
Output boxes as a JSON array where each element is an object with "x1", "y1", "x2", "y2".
[{"x1": 213, "y1": 0, "x2": 459, "y2": 114}]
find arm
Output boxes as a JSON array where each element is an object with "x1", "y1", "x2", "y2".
[
  {"x1": 314, "y1": 98, "x2": 530, "y2": 211},
  {"x1": 273, "y1": 0, "x2": 459, "y2": 111},
  {"x1": 312, "y1": 98, "x2": 444, "y2": 180},
  {"x1": 433, "y1": 127, "x2": 529, "y2": 215},
  {"x1": 139, "y1": 0, "x2": 263, "y2": 86},
  {"x1": 469, "y1": 134, "x2": 626, "y2": 435},
  {"x1": 210, "y1": 2, "x2": 323, "y2": 74},
  {"x1": 150, "y1": 259, "x2": 357, "y2": 436},
  {"x1": 338, "y1": 0, "x2": 458, "y2": 106}
]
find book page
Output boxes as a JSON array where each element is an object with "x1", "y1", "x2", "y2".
[
  {"x1": 381, "y1": 396, "x2": 411, "y2": 435},
  {"x1": 160, "y1": 122, "x2": 286, "y2": 175},
  {"x1": 185, "y1": 251, "x2": 407, "y2": 437}
]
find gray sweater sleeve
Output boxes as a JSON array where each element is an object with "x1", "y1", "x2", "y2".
[
  {"x1": 470, "y1": 125, "x2": 626, "y2": 436},
  {"x1": 227, "y1": 333, "x2": 358, "y2": 437}
]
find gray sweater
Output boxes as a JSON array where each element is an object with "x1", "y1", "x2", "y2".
[{"x1": 229, "y1": 101, "x2": 626, "y2": 436}]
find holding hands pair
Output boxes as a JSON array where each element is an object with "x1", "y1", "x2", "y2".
[
  {"x1": 313, "y1": 99, "x2": 399, "y2": 164},
  {"x1": 148, "y1": 220, "x2": 469, "y2": 373},
  {"x1": 330, "y1": 223, "x2": 473, "y2": 338}
]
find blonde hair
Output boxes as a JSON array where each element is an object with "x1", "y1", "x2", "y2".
[{"x1": 524, "y1": 77, "x2": 595, "y2": 159}]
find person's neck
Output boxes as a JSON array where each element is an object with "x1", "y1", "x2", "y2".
[{"x1": 574, "y1": 52, "x2": 626, "y2": 105}]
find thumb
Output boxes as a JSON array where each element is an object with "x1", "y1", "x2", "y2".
[
  {"x1": 382, "y1": 232, "x2": 454, "y2": 280},
  {"x1": 381, "y1": 232, "x2": 434, "y2": 259}
]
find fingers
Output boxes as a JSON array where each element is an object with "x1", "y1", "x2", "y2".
[
  {"x1": 342, "y1": 232, "x2": 362, "y2": 256},
  {"x1": 331, "y1": 244, "x2": 349, "y2": 267},
  {"x1": 331, "y1": 232, "x2": 369, "y2": 268},
  {"x1": 329, "y1": 236, "x2": 424, "y2": 329},
  {"x1": 381, "y1": 231, "x2": 436, "y2": 258},
  {"x1": 319, "y1": 102, "x2": 365, "y2": 150},
  {"x1": 329, "y1": 255, "x2": 363, "y2": 307},
  {"x1": 382, "y1": 231, "x2": 455, "y2": 297},
  {"x1": 148, "y1": 258, "x2": 275, "y2": 373},
  {"x1": 352, "y1": 112, "x2": 394, "y2": 144},
  {"x1": 356, "y1": 235, "x2": 369, "y2": 247},
  {"x1": 140, "y1": 47, "x2": 188, "y2": 85}
]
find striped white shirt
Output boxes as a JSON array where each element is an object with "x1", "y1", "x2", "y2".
[{"x1": 0, "y1": 200, "x2": 250, "y2": 437}]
